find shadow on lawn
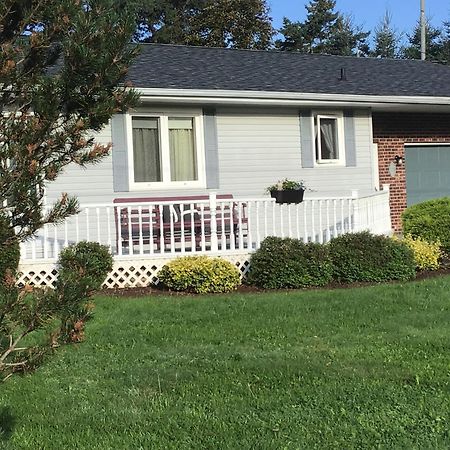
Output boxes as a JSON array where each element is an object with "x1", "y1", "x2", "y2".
[{"x1": 0, "y1": 406, "x2": 15, "y2": 442}]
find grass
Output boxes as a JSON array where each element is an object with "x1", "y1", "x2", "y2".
[{"x1": 1, "y1": 277, "x2": 450, "y2": 449}]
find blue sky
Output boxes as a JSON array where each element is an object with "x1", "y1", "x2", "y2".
[{"x1": 269, "y1": 0, "x2": 450, "y2": 40}]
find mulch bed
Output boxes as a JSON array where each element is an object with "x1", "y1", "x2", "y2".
[{"x1": 99, "y1": 266, "x2": 450, "y2": 299}]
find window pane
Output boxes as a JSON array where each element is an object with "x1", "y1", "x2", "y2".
[
  {"x1": 169, "y1": 117, "x2": 197, "y2": 181},
  {"x1": 169, "y1": 118, "x2": 193, "y2": 130},
  {"x1": 132, "y1": 117, "x2": 161, "y2": 182},
  {"x1": 319, "y1": 118, "x2": 338, "y2": 160}
]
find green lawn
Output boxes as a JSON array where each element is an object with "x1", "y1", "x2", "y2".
[{"x1": 1, "y1": 277, "x2": 450, "y2": 449}]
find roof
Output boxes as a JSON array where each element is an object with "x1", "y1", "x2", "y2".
[{"x1": 127, "y1": 44, "x2": 450, "y2": 98}]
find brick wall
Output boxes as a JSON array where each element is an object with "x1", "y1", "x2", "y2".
[{"x1": 373, "y1": 112, "x2": 450, "y2": 231}]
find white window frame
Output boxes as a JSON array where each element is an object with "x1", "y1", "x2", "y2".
[
  {"x1": 313, "y1": 112, "x2": 345, "y2": 166},
  {"x1": 126, "y1": 109, "x2": 206, "y2": 191}
]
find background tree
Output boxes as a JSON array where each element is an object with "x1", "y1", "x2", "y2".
[
  {"x1": 0, "y1": 0, "x2": 139, "y2": 379},
  {"x1": 276, "y1": 0, "x2": 369, "y2": 56},
  {"x1": 275, "y1": 17, "x2": 309, "y2": 52},
  {"x1": 402, "y1": 18, "x2": 443, "y2": 61},
  {"x1": 276, "y1": 0, "x2": 338, "y2": 53},
  {"x1": 302, "y1": 0, "x2": 338, "y2": 53},
  {"x1": 137, "y1": 0, "x2": 274, "y2": 49},
  {"x1": 135, "y1": 0, "x2": 201, "y2": 45},
  {"x1": 326, "y1": 14, "x2": 370, "y2": 56},
  {"x1": 438, "y1": 21, "x2": 450, "y2": 64},
  {"x1": 372, "y1": 10, "x2": 402, "y2": 58}
]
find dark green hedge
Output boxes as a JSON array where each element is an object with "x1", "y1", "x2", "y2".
[
  {"x1": 329, "y1": 232, "x2": 416, "y2": 283},
  {"x1": 402, "y1": 197, "x2": 450, "y2": 254},
  {"x1": 248, "y1": 237, "x2": 333, "y2": 289},
  {"x1": 57, "y1": 241, "x2": 113, "y2": 291}
]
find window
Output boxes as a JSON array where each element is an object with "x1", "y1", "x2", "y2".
[
  {"x1": 128, "y1": 111, "x2": 205, "y2": 189},
  {"x1": 132, "y1": 117, "x2": 161, "y2": 182},
  {"x1": 314, "y1": 114, "x2": 344, "y2": 164},
  {"x1": 168, "y1": 118, "x2": 197, "y2": 182}
]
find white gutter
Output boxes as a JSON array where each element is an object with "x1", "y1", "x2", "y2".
[{"x1": 136, "y1": 87, "x2": 450, "y2": 107}]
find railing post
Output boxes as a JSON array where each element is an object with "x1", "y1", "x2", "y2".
[
  {"x1": 382, "y1": 184, "x2": 392, "y2": 234},
  {"x1": 209, "y1": 192, "x2": 218, "y2": 252},
  {"x1": 351, "y1": 190, "x2": 360, "y2": 232},
  {"x1": 19, "y1": 241, "x2": 27, "y2": 262}
]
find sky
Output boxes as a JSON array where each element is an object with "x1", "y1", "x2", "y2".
[{"x1": 269, "y1": 0, "x2": 450, "y2": 41}]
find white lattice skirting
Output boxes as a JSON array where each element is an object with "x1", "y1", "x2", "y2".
[{"x1": 18, "y1": 254, "x2": 252, "y2": 289}]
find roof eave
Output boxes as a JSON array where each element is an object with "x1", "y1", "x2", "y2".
[{"x1": 136, "y1": 87, "x2": 450, "y2": 111}]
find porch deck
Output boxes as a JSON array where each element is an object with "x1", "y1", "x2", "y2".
[{"x1": 18, "y1": 187, "x2": 392, "y2": 288}]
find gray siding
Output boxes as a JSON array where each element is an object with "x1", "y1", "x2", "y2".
[
  {"x1": 111, "y1": 114, "x2": 129, "y2": 192},
  {"x1": 299, "y1": 110, "x2": 314, "y2": 168},
  {"x1": 45, "y1": 106, "x2": 377, "y2": 205},
  {"x1": 203, "y1": 108, "x2": 220, "y2": 189}
]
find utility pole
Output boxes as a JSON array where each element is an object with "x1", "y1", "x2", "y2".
[{"x1": 420, "y1": 0, "x2": 426, "y2": 60}]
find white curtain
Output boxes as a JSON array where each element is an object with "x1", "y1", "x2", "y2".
[
  {"x1": 320, "y1": 119, "x2": 338, "y2": 160},
  {"x1": 169, "y1": 118, "x2": 197, "y2": 181},
  {"x1": 132, "y1": 118, "x2": 161, "y2": 182}
]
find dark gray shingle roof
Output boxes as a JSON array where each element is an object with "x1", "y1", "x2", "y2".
[{"x1": 127, "y1": 44, "x2": 450, "y2": 98}]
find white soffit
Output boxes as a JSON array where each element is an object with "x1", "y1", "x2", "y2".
[{"x1": 136, "y1": 88, "x2": 450, "y2": 112}]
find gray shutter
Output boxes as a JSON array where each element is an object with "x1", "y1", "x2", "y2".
[
  {"x1": 111, "y1": 114, "x2": 129, "y2": 192},
  {"x1": 299, "y1": 110, "x2": 314, "y2": 168},
  {"x1": 344, "y1": 111, "x2": 357, "y2": 167},
  {"x1": 203, "y1": 108, "x2": 220, "y2": 189}
]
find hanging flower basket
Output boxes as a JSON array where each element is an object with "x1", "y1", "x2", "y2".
[
  {"x1": 266, "y1": 179, "x2": 306, "y2": 204},
  {"x1": 270, "y1": 189, "x2": 305, "y2": 204}
]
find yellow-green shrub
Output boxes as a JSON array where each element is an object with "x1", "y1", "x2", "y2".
[
  {"x1": 401, "y1": 234, "x2": 442, "y2": 271},
  {"x1": 158, "y1": 256, "x2": 241, "y2": 294}
]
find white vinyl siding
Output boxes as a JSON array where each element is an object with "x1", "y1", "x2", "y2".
[
  {"x1": 44, "y1": 107, "x2": 376, "y2": 204},
  {"x1": 44, "y1": 123, "x2": 115, "y2": 204},
  {"x1": 217, "y1": 107, "x2": 374, "y2": 197}
]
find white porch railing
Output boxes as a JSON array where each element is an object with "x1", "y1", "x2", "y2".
[{"x1": 19, "y1": 186, "x2": 392, "y2": 263}]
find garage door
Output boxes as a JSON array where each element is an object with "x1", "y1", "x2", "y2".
[{"x1": 405, "y1": 145, "x2": 450, "y2": 206}]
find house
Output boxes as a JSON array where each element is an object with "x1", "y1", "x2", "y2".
[{"x1": 19, "y1": 44, "x2": 450, "y2": 288}]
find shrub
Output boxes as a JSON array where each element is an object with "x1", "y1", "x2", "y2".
[
  {"x1": 248, "y1": 237, "x2": 333, "y2": 289},
  {"x1": 158, "y1": 256, "x2": 241, "y2": 294},
  {"x1": 401, "y1": 234, "x2": 442, "y2": 271},
  {"x1": 57, "y1": 241, "x2": 113, "y2": 290},
  {"x1": 329, "y1": 232, "x2": 416, "y2": 283},
  {"x1": 56, "y1": 241, "x2": 113, "y2": 342},
  {"x1": 402, "y1": 197, "x2": 450, "y2": 254},
  {"x1": 0, "y1": 214, "x2": 20, "y2": 284}
]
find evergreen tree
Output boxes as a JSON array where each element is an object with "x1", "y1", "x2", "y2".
[
  {"x1": 326, "y1": 14, "x2": 370, "y2": 57},
  {"x1": 402, "y1": 19, "x2": 442, "y2": 61},
  {"x1": 438, "y1": 21, "x2": 450, "y2": 64},
  {"x1": 0, "y1": 0, "x2": 139, "y2": 379},
  {"x1": 135, "y1": 0, "x2": 194, "y2": 45},
  {"x1": 275, "y1": 17, "x2": 309, "y2": 52},
  {"x1": 303, "y1": 0, "x2": 338, "y2": 53},
  {"x1": 276, "y1": 0, "x2": 369, "y2": 57},
  {"x1": 372, "y1": 10, "x2": 401, "y2": 58},
  {"x1": 137, "y1": 0, "x2": 274, "y2": 49}
]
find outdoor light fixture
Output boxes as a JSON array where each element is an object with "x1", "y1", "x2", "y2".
[{"x1": 394, "y1": 155, "x2": 404, "y2": 166}]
